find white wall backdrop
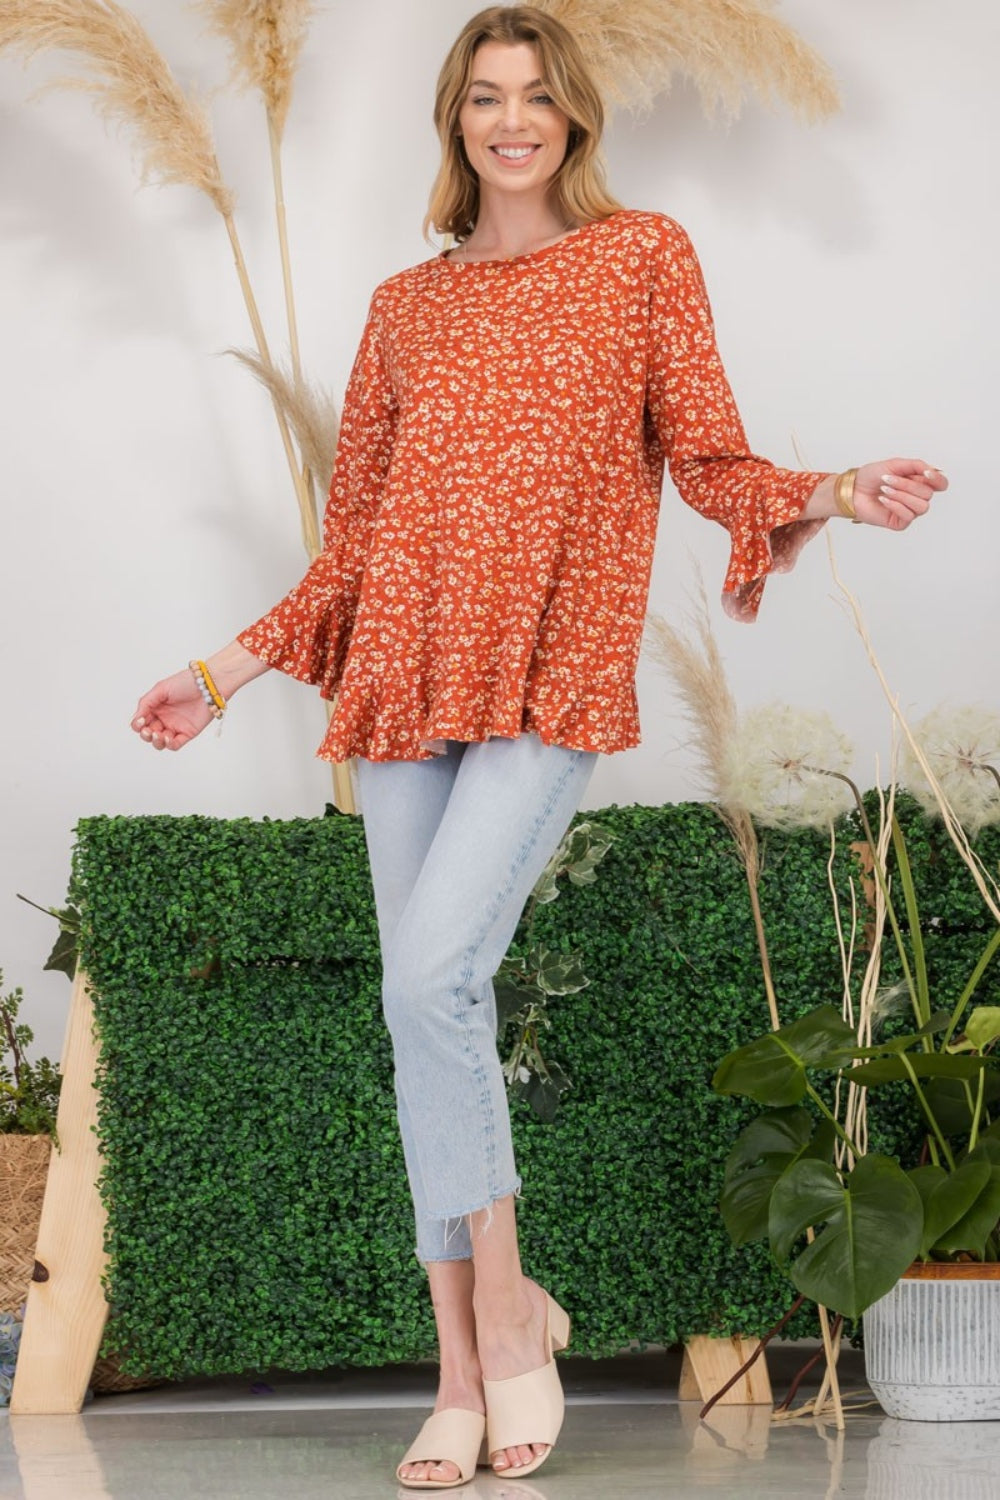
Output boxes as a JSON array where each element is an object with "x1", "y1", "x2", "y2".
[{"x1": 2, "y1": 0, "x2": 996, "y2": 1061}]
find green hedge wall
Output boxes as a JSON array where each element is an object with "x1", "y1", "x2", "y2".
[{"x1": 71, "y1": 797, "x2": 999, "y2": 1378}]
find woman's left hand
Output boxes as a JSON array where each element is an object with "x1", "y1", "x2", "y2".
[{"x1": 852, "y1": 459, "x2": 949, "y2": 529}]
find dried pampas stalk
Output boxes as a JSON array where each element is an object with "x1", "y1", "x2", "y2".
[
  {"x1": 196, "y1": 1, "x2": 315, "y2": 371},
  {"x1": 227, "y1": 348, "x2": 353, "y2": 813},
  {"x1": 0, "y1": 0, "x2": 232, "y2": 213},
  {"x1": 229, "y1": 349, "x2": 341, "y2": 556},
  {"x1": 196, "y1": 0, "x2": 313, "y2": 140},
  {"x1": 828, "y1": 537, "x2": 1000, "y2": 927},
  {"x1": 645, "y1": 579, "x2": 780, "y2": 1029},
  {"x1": 530, "y1": 0, "x2": 839, "y2": 122},
  {"x1": 197, "y1": 5, "x2": 320, "y2": 578}
]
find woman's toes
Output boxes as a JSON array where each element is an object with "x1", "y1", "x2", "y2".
[
  {"x1": 494, "y1": 1442, "x2": 548, "y2": 1472},
  {"x1": 402, "y1": 1459, "x2": 459, "y2": 1483}
]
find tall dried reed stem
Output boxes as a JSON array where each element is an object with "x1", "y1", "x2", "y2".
[
  {"x1": 645, "y1": 585, "x2": 780, "y2": 1029},
  {"x1": 828, "y1": 539, "x2": 1000, "y2": 926},
  {"x1": 532, "y1": 0, "x2": 839, "y2": 121},
  {"x1": 830, "y1": 776, "x2": 894, "y2": 1173},
  {"x1": 209, "y1": 212, "x2": 320, "y2": 620},
  {"x1": 194, "y1": 3, "x2": 354, "y2": 811},
  {"x1": 196, "y1": 5, "x2": 320, "y2": 546}
]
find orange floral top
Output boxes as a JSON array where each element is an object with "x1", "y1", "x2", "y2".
[{"x1": 237, "y1": 209, "x2": 827, "y2": 762}]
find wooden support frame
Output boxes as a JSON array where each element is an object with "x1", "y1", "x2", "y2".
[
  {"x1": 679, "y1": 1333, "x2": 773, "y2": 1406},
  {"x1": 10, "y1": 969, "x2": 110, "y2": 1416}
]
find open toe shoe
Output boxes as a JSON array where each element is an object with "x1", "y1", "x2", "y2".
[
  {"x1": 483, "y1": 1290, "x2": 571, "y2": 1479},
  {"x1": 395, "y1": 1407, "x2": 487, "y2": 1490}
]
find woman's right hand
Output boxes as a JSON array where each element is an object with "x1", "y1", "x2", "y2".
[
  {"x1": 131, "y1": 667, "x2": 215, "y2": 751},
  {"x1": 131, "y1": 642, "x2": 269, "y2": 750}
]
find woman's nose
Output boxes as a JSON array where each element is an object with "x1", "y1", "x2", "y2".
[{"x1": 501, "y1": 97, "x2": 527, "y2": 131}]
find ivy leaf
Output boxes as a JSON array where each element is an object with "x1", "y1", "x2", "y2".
[
  {"x1": 17, "y1": 896, "x2": 80, "y2": 979},
  {"x1": 494, "y1": 976, "x2": 530, "y2": 1032},
  {"x1": 535, "y1": 948, "x2": 589, "y2": 996},
  {"x1": 514, "y1": 1071, "x2": 564, "y2": 1123},
  {"x1": 531, "y1": 866, "x2": 561, "y2": 906}
]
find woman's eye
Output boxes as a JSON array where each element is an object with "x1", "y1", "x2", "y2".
[
  {"x1": 471, "y1": 96, "x2": 497, "y2": 106},
  {"x1": 532, "y1": 94, "x2": 554, "y2": 104}
]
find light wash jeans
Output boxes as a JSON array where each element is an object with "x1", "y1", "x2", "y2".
[{"x1": 357, "y1": 735, "x2": 598, "y2": 1262}]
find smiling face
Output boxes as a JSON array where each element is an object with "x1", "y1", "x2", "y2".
[{"x1": 456, "y1": 40, "x2": 571, "y2": 199}]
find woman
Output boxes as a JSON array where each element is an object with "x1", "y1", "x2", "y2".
[{"x1": 132, "y1": 5, "x2": 948, "y2": 1489}]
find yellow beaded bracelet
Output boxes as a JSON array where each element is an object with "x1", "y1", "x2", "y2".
[{"x1": 189, "y1": 659, "x2": 226, "y2": 720}]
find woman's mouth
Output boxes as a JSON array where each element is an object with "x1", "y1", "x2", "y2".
[{"x1": 489, "y1": 144, "x2": 541, "y2": 166}]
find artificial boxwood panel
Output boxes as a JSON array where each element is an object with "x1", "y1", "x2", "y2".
[{"x1": 71, "y1": 798, "x2": 999, "y2": 1378}]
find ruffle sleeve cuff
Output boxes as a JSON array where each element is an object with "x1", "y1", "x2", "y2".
[
  {"x1": 235, "y1": 553, "x2": 353, "y2": 700},
  {"x1": 718, "y1": 468, "x2": 830, "y2": 623}
]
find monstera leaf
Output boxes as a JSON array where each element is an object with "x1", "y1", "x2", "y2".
[
  {"x1": 712, "y1": 1006, "x2": 857, "y2": 1108},
  {"x1": 720, "y1": 1107, "x2": 835, "y2": 1246},
  {"x1": 768, "y1": 1154, "x2": 923, "y2": 1319}
]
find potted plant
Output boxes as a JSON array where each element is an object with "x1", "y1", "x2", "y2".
[
  {"x1": 711, "y1": 766, "x2": 1000, "y2": 1419},
  {"x1": 0, "y1": 971, "x2": 62, "y2": 1408}
]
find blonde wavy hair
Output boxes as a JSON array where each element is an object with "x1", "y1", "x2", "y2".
[{"x1": 425, "y1": 5, "x2": 623, "y2": 243}]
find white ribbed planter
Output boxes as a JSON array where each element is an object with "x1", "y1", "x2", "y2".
[{"x1": 863, "y1": 1265, "x2": 1000, "y2": 1421}]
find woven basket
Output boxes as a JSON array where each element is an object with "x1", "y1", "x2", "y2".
[
  {"x1": 0, "y1": 1134, "x2": 50, "y2": 1317},
  {"x1": 0, "y1": 1133, "x2": 164, "y2": 1395}
]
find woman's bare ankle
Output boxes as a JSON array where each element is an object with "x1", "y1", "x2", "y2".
[
  {"x1": 474, "y1": 1272, "x2": 538, "y2": 1324},
  {"x1": 435, "y1": 1369, "x2": 485, "y2": 1415}
]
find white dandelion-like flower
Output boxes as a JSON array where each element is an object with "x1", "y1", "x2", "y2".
[
  {"x1": 901, "y1": 706, "x2": 1000, "y2": 835},
  {"x1": 721, "y1": 703, "x2": 856, "y2": 829}
]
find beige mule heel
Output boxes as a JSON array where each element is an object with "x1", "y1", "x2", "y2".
[
  {"x1": 396, "y1": 1407, "x2": 487, "y2": 1490},
  {"x1": 483, "y1": 1291, "x2": 571, "y2": 1479}
]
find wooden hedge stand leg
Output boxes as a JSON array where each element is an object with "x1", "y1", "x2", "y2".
[
  {"x1": 679, "y1": 1334, "x2": 773, "y2": 1407},
  {"x1": 10, "y1": 968, "x2": 110, "y2": 1416}
]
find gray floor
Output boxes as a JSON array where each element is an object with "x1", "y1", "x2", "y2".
[{"x1": 2, "y1": 1344, "x2": 998, "y2": 1499}]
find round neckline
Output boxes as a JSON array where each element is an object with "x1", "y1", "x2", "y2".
[{"x1": 438, "y1": 212, "x2": 616, "y2": 269}]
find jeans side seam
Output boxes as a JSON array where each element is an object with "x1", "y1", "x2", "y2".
[{"x1": 450, "y1": 749, "x2": 586, "y2": 1204}]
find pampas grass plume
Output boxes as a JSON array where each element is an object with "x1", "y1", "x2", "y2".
[
  {"x1": 196, "y1": 0, "x2": 314, "y2": 137},
  {"x1": 0, "y1": 0, "x2": 232, "y2": 212},
  {"x1": 645, "y1": 582, "x2": 758, "y2": 868},
  {"x1": 229, "y1": 348, "x2": 340, "y2": 502},
  {"x1": 530, "y1": 0, "x2": 839, "y2": 121}
]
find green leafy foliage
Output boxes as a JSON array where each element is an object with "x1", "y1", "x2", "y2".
[
  {"x1": 16, "y1": 895, "x2": 80, "y2": 978},
  {"x1": 712, "y1": 795, "x2": 1000, "y2": 1319},
  {"x1": 0, "y1": 972, "x2": 62, "y2": 1137},
  {"x1": 720, "y1": 1107, "x2": 835, "y2": 1245},
  {"x1": 768, "y1": 1154, "x2": 923, "y2": 1319},
  {"x1": 496, "y1": 820, "x2": 613, "y2": 1121},
  {"x1": 66, "y1": 798, "x2": 999, "y2": 1378},
  {"x1": 711, "y1": 1006, "x2": 857, "y2": 1107}
]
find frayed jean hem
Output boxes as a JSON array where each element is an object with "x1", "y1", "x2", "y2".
[{"x1": 415, "y1": 1179, "x2": 523, "y2": 1263}]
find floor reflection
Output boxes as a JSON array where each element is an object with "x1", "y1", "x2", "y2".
[
  {"x1": 864, "y1": 1418, "x2": 1000, "y2": 1500},
  {"x1": 2, "y1": 1356, "x2": 1000, "y2": 1500}
]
